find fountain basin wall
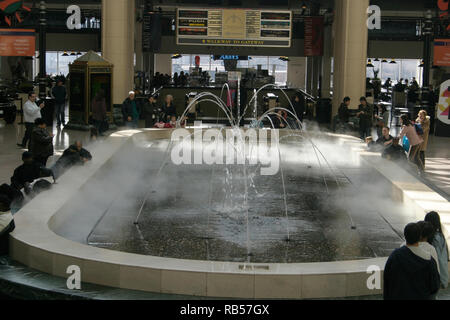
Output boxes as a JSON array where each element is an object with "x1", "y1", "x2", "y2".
[{"x1": 9, "y1": 129, "x2": 450, "y2": 299}]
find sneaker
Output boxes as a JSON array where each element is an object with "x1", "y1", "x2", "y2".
[{"x1": 17, "y1": 143, "x2": 25, "y2": 148}]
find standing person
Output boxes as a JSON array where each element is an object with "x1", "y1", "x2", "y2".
[
  {"x1": 273, "y1": 109, "x2": 286, "y2": 129},
  {"x1": 383, "y1": 222, "x2": 440, "y2": 300},
  {"x1": 417, "y1": 221, "x2": 440, "y2": 275},
  {"x1": 338, "y1": 96, "x2": 351, "y2": 126},
  {"x1": 29, "y1": 118, "x2": 54, "y2": 167},
  {"x1": 292, "y1": 94, "x2": 305, "y2": 122},
  {"x1": 122, "y1": 91, "x2": 140, "y2": 128},
  {"x1": 398, "y1": 114, "x2": 424, "y2": 172},
  {"x1": 416, "y1": 110, "x2": 430, "y2": 168},
  {"x1": 356, "y1": 97, "x2": 372, "y2": 141},
  {"x1": 18, "y1": 92, "x2": 44, "y2": 148},
  {"x1": 51, "y1": 80, "x2": 67, "y2": 127},
  {"x1": 91, "y1": 90, "x2": 107, "y2": 136},
  {"x1": 425, "y1": 211, "x2": 449, "y2": 289},
  {"x1": 162, "y1": 94, "x2": 177, "y2": 123},
  {"x1": 144, "y1": 94, "x2": 159, "y2": 128}
]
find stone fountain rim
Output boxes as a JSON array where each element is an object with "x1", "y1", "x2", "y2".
[{"x1": 9, "y1": 129, "x2": 448, "y2": 298}]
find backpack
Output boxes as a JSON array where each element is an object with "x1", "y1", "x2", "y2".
[{"x1": 414, "y1": 123, "x2": 424, "y2": 135}]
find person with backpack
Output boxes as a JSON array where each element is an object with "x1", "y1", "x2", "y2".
[{"x1": 398, "y1": 114, "x2": 424, "y2": 172}]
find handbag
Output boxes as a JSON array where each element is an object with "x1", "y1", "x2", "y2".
[{"x1": 402, "y1": 136, "x2": 410, "y2": 153}]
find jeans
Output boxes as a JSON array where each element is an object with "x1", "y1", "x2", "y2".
[
  {"x1": 21, "y1": 122, "x2": 34, "y2": 148},
  {"x1": 409, "y1": 144, "x2": 424, "y2": 171},
  {"x1": 55, "y1": 102, "x2": 65, "y2": 125},
  {"x1": 126, "y1": 118, "x2": 139, "y2": 129},
  {"x1": 359, "y1": 126, "x2": 371, "y2": 140}
]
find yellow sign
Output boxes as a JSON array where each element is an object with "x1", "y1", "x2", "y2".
[{"x1": 222, "y1": 9, "x2": 246, "y2": 39}]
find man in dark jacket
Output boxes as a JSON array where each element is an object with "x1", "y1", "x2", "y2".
[
  {"x1": 384, "y1": 222, "x2": 440, "y2": 300},
  {"x1": 51, "y1": 80, "x2": 67, "y2": 127},
  {"x1": 144, "y1": 94, "x2": 160, "y2": 127},
  {"x1": 357, "y1": 97, "x2": 373, "y2": 141},
  {"x1": 11, "y1": 151, "x2": 54, "y2": 193},
  {"x1": 338, "y1": 96, "x2": 350, "y2": 124},
  {"x1": 52, "y1": 141, "x2": 92, "y2": 179},
  {"x1": 29, "y1": 118, "x2": 54, "y2": 167},
  {"x1": 51, "y1": 145, "x2": 82, "y2": 179},
  {"x1": 292, "y1": 94, "x2": 305, "y2": 122},
  {"x1": 382, "y1": 137, "x2": 407, "y2": 162},
  {"x1": 376, "y1": 127, "x2": 393, "y2": 147},
  {"x1": 122, "y1": 91, "x2": 141, "y2": 128}
]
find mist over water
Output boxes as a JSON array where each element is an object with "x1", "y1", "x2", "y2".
[{"x1": 50, "y1": 126, "x2": 414, "y2": 263}]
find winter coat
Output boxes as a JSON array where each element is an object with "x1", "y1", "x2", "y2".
[
  {"x1": 122, "y1": 98, "x2": 141, "y2": 120},
  {"x1": 384, "y1": 245, "x2": 440, "y2": 300},
  {"x1": 416, "y1": 116, "x2": 430, "y2": 151},
  {"x1": 29, "y1": 127, "x2": 54, "y2": 158}
]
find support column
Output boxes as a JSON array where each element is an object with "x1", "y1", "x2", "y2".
[
  {"x1": 312, "y1": 56, "x2": 322, "y2": 97},
  {"x1": 287, "y1": 57, "x2": 306, "y2": 90},
  {"x1": 154, "y1": 53, "x2": 172, "y2": 75},
  {"x1": 135, "y1": 19, "x2": 143, "y2": 72},
  {"x1": 102, "y1": 0, "x2": 135, "y2": 105},
  {"x1": 321, "y1": 23, "x2": 332, "y2": 99},
  {"x1": 306, "y1": 57, "x2": 314, "y2": 94},
  {"x1": 332, "y1": 0, "x2": 369, "y2": 115}
]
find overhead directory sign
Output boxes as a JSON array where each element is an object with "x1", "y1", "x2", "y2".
[
  {"x1": 0, "y1": 29, "x2": 35, "y2": 56},
  {"x1": 176, "y1": 8, "x2": 291, "y2": 47}
]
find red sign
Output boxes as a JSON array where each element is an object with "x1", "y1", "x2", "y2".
[
  {"x1": 0, "y1": 28, "x2": 35, "y2": 56},
  {"x1": 304, "y1": 17, "x2": 324, "y2": 56},
  {"x1": 434, "y1": 39, "x2": 450, "y2": 66}
]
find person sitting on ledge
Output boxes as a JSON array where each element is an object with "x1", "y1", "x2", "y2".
[
  {"x1": 376, "y1": 127, "x2": 393, "y2": 148},
  {"x1": 11, "y1": 151, "x2": 54, "y2": 194},
  {"x1": 0, "y1": 193, "x2": 15, "y2": 256},
  {"x1": 382, "y1": 137, "x2": 406, "y2": 162},
  {"x1": 73, "y1": 141, "x2": 92, "y2": 162},
  {"x1": 52, "y1": 141, "x2": 92, "y2": 179},
  {"x1": 384, "y1": 222, "x2": 440, "y2": 300},
  {"x1": 0, "y1": 183, "x2": 24, "y2": 214},
  {"x1": 161, "y1": 94, "x2": 177, "y2": 123}
]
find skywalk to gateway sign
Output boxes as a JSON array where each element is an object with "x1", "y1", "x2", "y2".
[{"x1": 176, "y1": 8, "x2": 291, "y2": 47}]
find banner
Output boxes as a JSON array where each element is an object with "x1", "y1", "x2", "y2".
[
  {"x1": 304, "y1": 17, "x2": 324, "y2": 56},
  {"x1": 0, "y1": 29, "x2": 35, "y2": 56},
  {"x1": 437, "y1": 79, "x2": 450, "y2": 125},
  {"x1": 434, "y1": 39, "x2": 450, "y2": 67}
]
